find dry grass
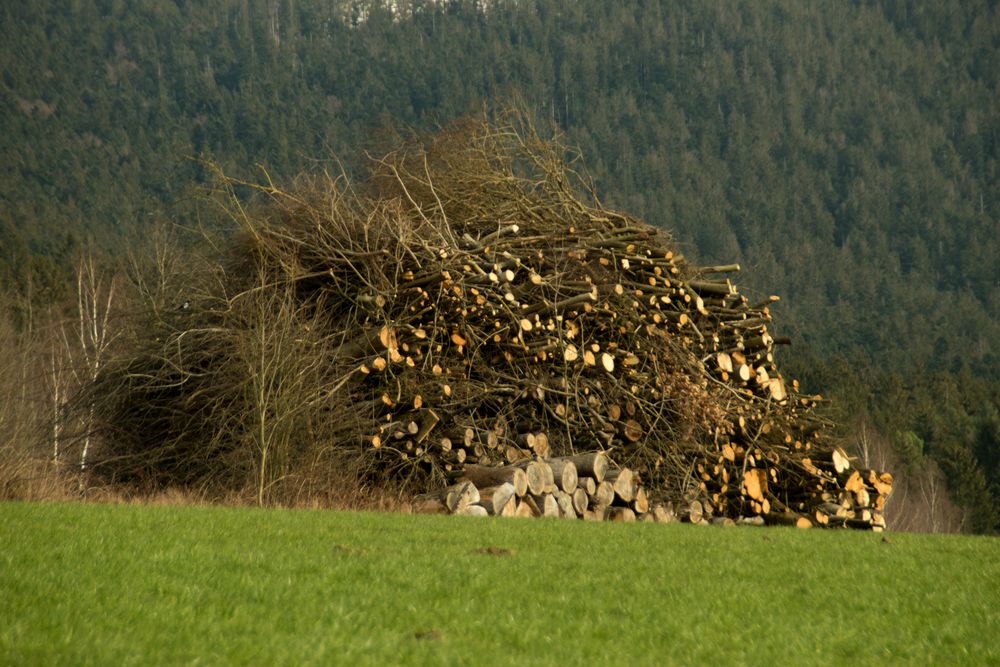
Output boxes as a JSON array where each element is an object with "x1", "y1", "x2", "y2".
[{"x1": 0, "y1": 457, "x2": 75, "y2": 503}]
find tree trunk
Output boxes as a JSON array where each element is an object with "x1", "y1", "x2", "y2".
[
  {"x1": 458, "y1": 464, "x2": 528, "y2": 497},
  {"x1": 514, "y1": 460, "x2": 549, "y2": 495},
  {"x1": 608, "y1": 507, "x2": 636, "y2": 522},
  {"x1": 607, "y1": 468, "x2": 637, "y2": 502},
  {"x1": 565, "y1": 452, "x2": 609, "y2": 482},
  {"x1": 445, "y1": 481, "x2": 480, "y2": 513},
  {"x1": 477, "y1": 483, "x2": 517, "y2": 515},
  {"x1": 547, "y1": 459, "x2": 578, "y2": 493}
]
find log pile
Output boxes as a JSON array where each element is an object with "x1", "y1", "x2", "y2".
[
  {"x1": 411, "y1": 453, "x2": 889, "y2": 531},
  {"x1": 414, "y1": 454, "x2": 673, "y2": 522},
  {"x1": 101, "y1": 114, "x2": 890, "y2": 527},
  {"x1": 352, "y1": 243, "x2": 891, "y2": 529},
  {"x1": 323, "y1": 120, "x2": 889, "y2": 530}
]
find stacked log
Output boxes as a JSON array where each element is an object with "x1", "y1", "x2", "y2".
[
  {"x1": 415, "y1": 449, "x2": 890, "y2": 531},
  {"x1": 348, "y1": 228, "x2": 892, "y2": 529},
  {"x1": 414, "y1": 453, "x2": 680, "y2": 523},
  {"x1": 659, "y1": 445, "x2": 892, "y2": 530}
]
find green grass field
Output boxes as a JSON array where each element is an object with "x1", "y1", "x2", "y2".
[{"x1": 2, "y1": 502, "x2": 998, "y2": 666}]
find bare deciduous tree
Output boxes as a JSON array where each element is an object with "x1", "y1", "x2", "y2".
[{"x1": 69, "y1": 254, "x2": 119, "y2": 486}]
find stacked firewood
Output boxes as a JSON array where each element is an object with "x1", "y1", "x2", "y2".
[
  {"x1": 411, "y1": 449, "x2": 889, "y2": 530},
  {"x1": 343, "y1": 222, "x2": 891, "y2": 529},
  {"x1": 225, "y1": 116, "x2": 892, "y2": 529},
  {"x1": 413, "y1": 453, "x2": 674, "y2": 522},
  {"x1": 684, "y1": 445, "x2": 891, "y2": 530}
]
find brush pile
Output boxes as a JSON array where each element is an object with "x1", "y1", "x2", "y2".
[{"x1": 87, "y1": 115, "x2": 890, "y2": 527}]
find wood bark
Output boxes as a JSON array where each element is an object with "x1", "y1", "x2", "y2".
[
  {"x1": 458, "y1": 464, "x2": 528, "y2": 497},
  {"x1": 608, "y1": 507, "x2": 636, "y2": 522},
  {"x1": 477, "y1": 483, "x2": 517, "y2": 516},
  {"x1": 455, "y1": 504, "x2": 489, "y2": 517},
  {"x1": 514, "y1": 498, "x2": 537, "y2": 517},
  {"x1": 764, "y1": 512, "x2": 813, "y2": 529},
  {"x1": 445, "y1": 482, "x2": 479, "y2": 513},
  {"x1": 554, "y1": 490, "x2": 576, "y2": 518},
  {"x1": 530, "y1": 493, "x2": 560, "y2": 518},
  {"x1": 565, "y1": 452, "x2": 609, "y2": 482},
  {"x1": 589, "y1": 480, "x2": 615, "y2": 507}
]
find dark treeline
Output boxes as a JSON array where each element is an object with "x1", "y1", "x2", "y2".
[{"x1": 1, "y1": 0, "x2": 997, "y2": 529}]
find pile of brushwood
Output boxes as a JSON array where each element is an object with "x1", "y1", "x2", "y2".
[{"x1": 84, "y1": 114, "x2": 890, "y2": 528}]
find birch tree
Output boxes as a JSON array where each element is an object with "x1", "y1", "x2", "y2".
[{"x1": 70, "y1": 254, "x2": 118, "y2": 486}]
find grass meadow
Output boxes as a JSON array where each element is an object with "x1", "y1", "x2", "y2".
[{"x1": 2, "y1": 501, "x2": 998, "y2": 666}]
